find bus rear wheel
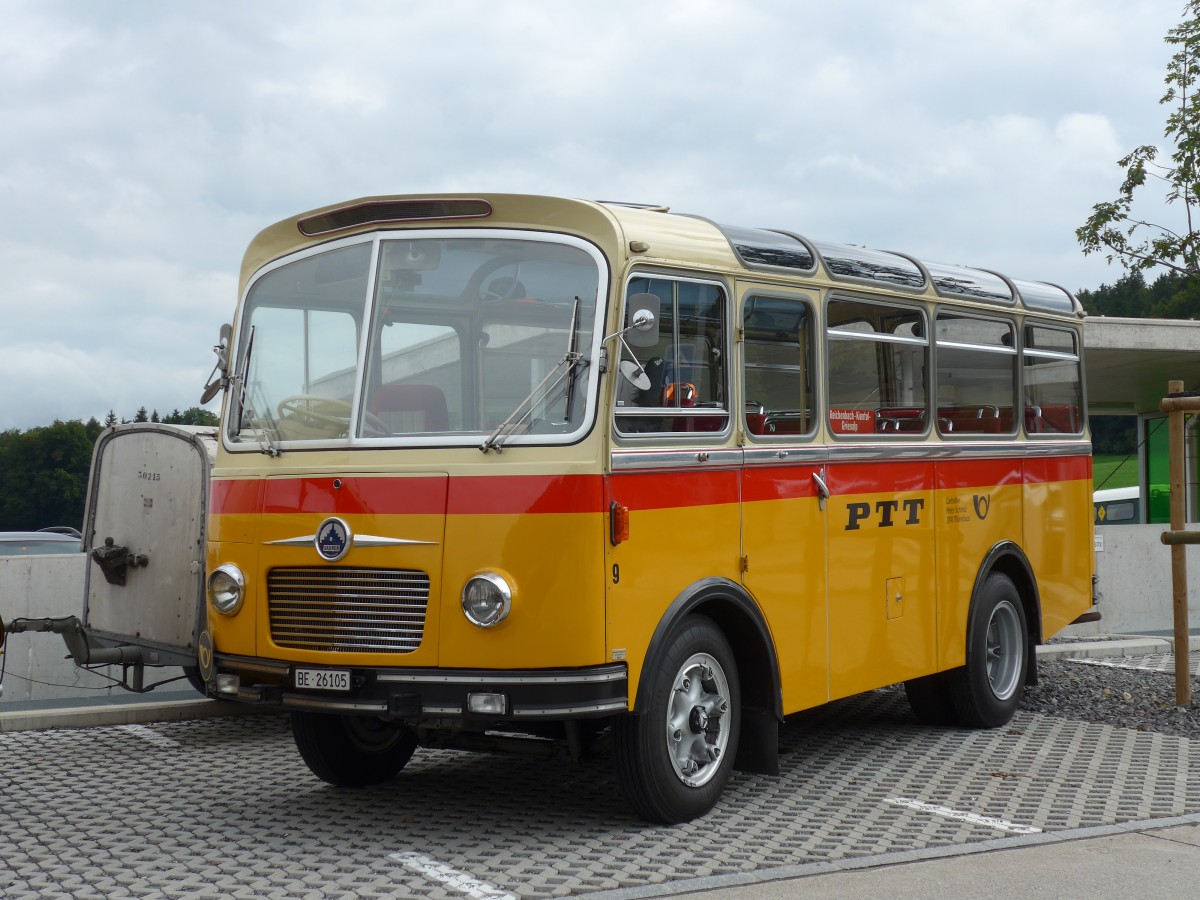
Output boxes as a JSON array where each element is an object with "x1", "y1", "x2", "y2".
[
  {"x1": 291, "y1": 712, "x2": 418, "y2": 786},
  {"x1": 945, "y1": 573, "x2": 1029, "y2": 728},
  {"x1": 614, "y1": 615, "x2": 740, "y2": 824}
]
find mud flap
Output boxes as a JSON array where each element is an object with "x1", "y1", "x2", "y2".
[{"x1": 734, "y1": 704, "x2": 780, "y2": 776}]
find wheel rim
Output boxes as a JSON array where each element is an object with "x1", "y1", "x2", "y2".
[
  {"x1": 664, "y1": 652, "x2": 732, "y2": 787},
  {"x1": 985, "y1": 600, "x2": 1023, "y2": 701}
]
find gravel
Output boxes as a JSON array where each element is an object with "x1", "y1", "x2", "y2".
[{"x1": 1021, "y1": 656, "x2": 1200, "y2": 738}]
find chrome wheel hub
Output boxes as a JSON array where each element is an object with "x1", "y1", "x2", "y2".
[
  {"x1": 665, "y1": 653, "x2": 731, "y2": 787},
  {"x1": 985, "y1": 599, "x2": 1022, "y2": 701}
]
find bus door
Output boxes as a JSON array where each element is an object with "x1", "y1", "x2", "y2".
[
  {"x1": 738, "y1": 290, "x2": 828, "y2": 712},
  {"x1": 822, "y1": 296, "x2": 937, "y2": 699},
  {"x1": 821, "y1": 461, "x2": 936, "y2": 698}
]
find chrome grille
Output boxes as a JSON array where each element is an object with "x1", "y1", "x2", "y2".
[{"x1": 268, "y1": 567, "x2": 429, "y2": 653}]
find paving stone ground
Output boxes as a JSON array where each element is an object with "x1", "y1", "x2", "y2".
[{"x1": 2, "y1": 686, "x2": 1198, "y2": 898}]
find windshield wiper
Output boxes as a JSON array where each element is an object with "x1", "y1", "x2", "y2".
[
  {"x1": 481, "y1": 299, "x2": 586, "y2": 454},
  {"x1": 231, "y1": 326, "x2": 281, "y2": 457}
]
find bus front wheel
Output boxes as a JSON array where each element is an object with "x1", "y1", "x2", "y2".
[
  {"x1": 291, "y1": 712, "x2": 418, "y2": 786},
  {"x1": 945, "y1": 573, "x2": 1029, "y2": 728},
  {"x1": 614, "y1": 615, "x2": 740, "y2": 823}
]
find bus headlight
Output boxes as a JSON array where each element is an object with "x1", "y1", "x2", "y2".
[
  {"x1": 208, "y1": 564, "x2": 245, "y2": 616},
  {"x1": 461, "y1": 572, "x2": 512, "y2": 628}
]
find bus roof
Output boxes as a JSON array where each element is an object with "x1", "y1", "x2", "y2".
[{"x1": 240, "y1": 193, "x2": 1081, "y2": 318}]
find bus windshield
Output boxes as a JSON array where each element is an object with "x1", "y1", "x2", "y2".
[{"x1": 231, "y1": 233, "x2": 603, "y2": 448}]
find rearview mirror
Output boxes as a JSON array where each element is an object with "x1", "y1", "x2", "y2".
[
  {"x1": 200, "y1": 323, "x2": 232, "y2": 404},
  {"x1": 625, "y1": 293, "x2": 660, "y2": 348}
]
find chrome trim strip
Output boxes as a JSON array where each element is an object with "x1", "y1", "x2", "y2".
[
  {"x1": 377, "y1": 667, "x2": 626, "y2": 686},
  {"x1": 512, "y1": 699, "x2": 628, "y2": 717},
  {"x1": 422, "y1": 705, "x2": 464, "y2": 715},
  {"x1": 353, "y1": 535, "x2": 438, "y2": 547},
  {"x1": 610, "y1": 448, "x2": 744, "y2": 471},
  {"x1": 618, "y1": 440, "x2": 1091, "y2": 472},
  {"x1": 265, "y1": 533, "x2": 437, "y2": 547},
  {"x1": 216, "y1": 654, "x2": 291, "y2": 676},
  {"x1": 281, "y1": 693, "x2": 388, "y2": 713},
  {"x1": 742, "y1": 446, "x2": 830, "y2": 466}
]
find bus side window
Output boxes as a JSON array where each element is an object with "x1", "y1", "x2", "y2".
[
  {"x1": 934, "y1": 313, "x2": 1017, "y2": 437},
  {"x1": 826, "y1": 298, "x2": 929, "y2": 438},
  {"x1": 742, "y1": 295, "x2": 814, "y2": 437},
  {"x1": 1022, "y1": 325, "x2": 1082, "y2": 435},
  {"x1": 615, "y1": 277, "x2": 729, "y2": 436}
]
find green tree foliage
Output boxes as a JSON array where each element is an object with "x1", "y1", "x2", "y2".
[
  {"x1": 0, "y1": 409, "x2": 219, "y2": 531},
  {"x1": 1089, "y1": 415, "x2": 1138, "y2": 457},
  {"x1": 0, "y1": 421, "x2": 96, "y2": 531},
  {"x1": 1077, "y1": 269, "x2": 1200, "y2": 318},
  {"x1": 162, "y1": 407, "x2": 219, "y2": 426},
  {"x1": 1078, "y1": 3, "x2": 1200, "y2": 276}
]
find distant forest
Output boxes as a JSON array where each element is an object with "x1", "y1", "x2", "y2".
[
  {"x1": 0, "y1": 407, "x2": 217, "y2": 532},
  {"x1": 1077, "y1": 270, "x2": 1200, "y2": 320}
]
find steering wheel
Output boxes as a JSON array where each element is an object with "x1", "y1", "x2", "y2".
[
  {"x1": 276, "y1": 396, "x2": 387, "y2": 437},
  {"x1": 480, "y1": 274, "x2": 526, "y2": 304}
]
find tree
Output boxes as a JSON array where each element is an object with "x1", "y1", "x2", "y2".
[
  {"x1": 134, "y1": 406, "x2": 149, "y2": 423},
  {"x1": 177, "y1": 406, "x2": 219, "y2": 426},
  {"x1": 1078, "y1": 268, "x2": 1200, "y2": 318},
  {"x1": 104, "y1": 409, "x2": 118, "y2": 427},
  {"x1": 1078, "y1": 3, "x2": 1200, "y2": 276},
  {"x1": 0, "y1": 421, "x2": 95, "y2": 531}
]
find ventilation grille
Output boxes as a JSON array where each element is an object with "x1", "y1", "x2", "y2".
[
  {"x1": 268, "y1": 567, "x2": 429, "y2": 653},
  {"x1": 297, "y1": 199, "x2": 492, "y2": 235}
]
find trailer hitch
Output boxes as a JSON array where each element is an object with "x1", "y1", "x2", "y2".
[
  {"x1": 91, "y1": 537, "x2": 149, "y2": 586},
  {"x1": 1, "y1": 615, "x2": 148, "y2": 691}
]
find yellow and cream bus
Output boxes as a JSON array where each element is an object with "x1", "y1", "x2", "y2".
[{"x1": 196, "y1": 193, "x2": 1093, "y2": 823}]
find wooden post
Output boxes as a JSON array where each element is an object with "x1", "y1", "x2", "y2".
[{"x1": 1166, "y1": 380, "x2": 1192, "y2": 706}]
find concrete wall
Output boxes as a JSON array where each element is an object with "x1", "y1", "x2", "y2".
[
  {"x1": 1075, "y1": 523, "x2": 1200, "y2": 637},
  {"x1": 0, "y1": 553, "x2": 185, "y2": 703},
  {"x1": 4, "y1": 526, "x2": 1198, "y2": 703}
]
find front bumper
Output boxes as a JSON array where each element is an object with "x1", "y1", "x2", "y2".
[{"x1": 210, "y1": 653, "x2": 628, "y2": 720}]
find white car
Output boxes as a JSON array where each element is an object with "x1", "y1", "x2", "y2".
[{"x1": 0, "y1": 528, "x2": 83, "y2": 556}]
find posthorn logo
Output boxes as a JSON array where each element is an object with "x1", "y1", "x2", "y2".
[{"x1": 315, "y1": 517, "x2": 351, "y2": 562}]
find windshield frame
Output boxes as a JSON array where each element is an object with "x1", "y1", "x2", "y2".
[{"x1": 223, "y1": 228, "x2": 610, "y2": 453}]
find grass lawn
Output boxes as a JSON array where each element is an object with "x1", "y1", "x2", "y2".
[{"x1": 1093, "y1": 454, "x2": 1139, "y2": 491}]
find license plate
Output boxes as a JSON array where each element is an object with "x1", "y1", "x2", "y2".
[{"x1": 294, "y1": 667, "x2": 351, "y2": 692}]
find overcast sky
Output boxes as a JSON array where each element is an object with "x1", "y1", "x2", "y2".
[{"x1": 0, "y1": 0, "x2": 1187, "y2": 430}]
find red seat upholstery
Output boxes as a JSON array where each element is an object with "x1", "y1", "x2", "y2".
[
  {"x1": 370, "y1": 383, "x2": 450, "y2": 432},
  {"x1": 938, "y1": 406, "x2": 1015, "y2": 434}
]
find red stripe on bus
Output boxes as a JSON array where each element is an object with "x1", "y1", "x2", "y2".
[
  {"x1": 830, "y1": 462, "x2": 933, "y2": 494},
  {"x1": 608, "y1": 471, "x2": 740, "y2": 511},
  {"x1": 1024, "y1": 454, "x2": 1092, "y2": 484},
  {"x1": 448, "y1": 475, "x2": 603, "y2": 515},
  {"x1": 261, "y1": 476, "x2": 449, "y2": 516},
  {"x1": 209, "y1": 454, "x2": 1091, "y2": 517},
  {"x1": 742, "y1": 467, "x2": 818, "y2": 503},
  {"x1": 210, "y1": 480, "x2": 264, "y2": 516},
  {"x1": 936, "y1": 459, "x2": 1025, "y2": 491},
  {"x1": 212, "y1": 475, "x2": 602, "y2": 516}
]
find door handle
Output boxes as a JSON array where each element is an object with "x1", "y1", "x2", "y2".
[{"x1": 812, "y1": 469, "x2": 830, "y2": 511}]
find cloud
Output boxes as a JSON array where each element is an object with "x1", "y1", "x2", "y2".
[{"x1": 0, "y1": 0, "x2": 1186, "y2": 429}]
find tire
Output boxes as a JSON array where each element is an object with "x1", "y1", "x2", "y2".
[
  {"x1": 614, "y1": 615, "x2": 740, "y2": 824},
  {"x1": 182, "y1": 666, "x2": 209, "y2": 698},
  {"x1": 903, "y1": 672, "x2": 956, "y2": 725},
  {"x1": 291, "y1": 712, "x2": 418, "y2": 786},
  {"x1": 945, "y1": 573, "x2": 1029, "y2": 728}
]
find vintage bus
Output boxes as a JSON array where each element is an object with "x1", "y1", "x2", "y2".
[{"x1": 192, "y1": 193, "x2": 1093, "y2": 823}]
